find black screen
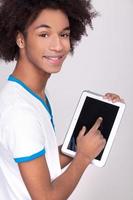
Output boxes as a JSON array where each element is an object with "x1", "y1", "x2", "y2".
[{"x1": 67, "y1": 97, "x2": 119, "y2": 160}]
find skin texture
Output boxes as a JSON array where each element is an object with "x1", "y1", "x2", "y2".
[{"x1": 12, "y1": 8, "x2": 123, "y2": 200}]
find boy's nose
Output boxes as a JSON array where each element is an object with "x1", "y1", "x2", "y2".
[{"x1": 49, "y1": 35, "x2": 63, "y2": 52}]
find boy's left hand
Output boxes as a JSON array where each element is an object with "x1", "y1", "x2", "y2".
[{"x1": 103, "y1": 93, "x2": 124, "y2": 103}]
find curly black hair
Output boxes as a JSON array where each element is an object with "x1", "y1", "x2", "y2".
[{"x1": 0, "y1": 0, "x2": 97, "y2": 62}]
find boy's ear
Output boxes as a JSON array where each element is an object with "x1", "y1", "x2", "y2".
[{"x1": 16, "y1": 32, "x2": 25, "y2": 48}]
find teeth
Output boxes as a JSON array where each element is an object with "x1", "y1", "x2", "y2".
[
  {"x1": 45, "y1": 56, "x2": 62, "y2": 61},
  {"x1": 49, "y1": 57, "x2": 59, "y2": 60}
]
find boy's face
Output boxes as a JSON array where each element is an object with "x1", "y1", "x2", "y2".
[{"x1": 18, "y1": 9, "x2": 71, "y2": 74}]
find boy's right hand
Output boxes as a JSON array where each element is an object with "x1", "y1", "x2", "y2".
[{"x1": 76, "y1": 117, "x2": 106, "y2": 162}]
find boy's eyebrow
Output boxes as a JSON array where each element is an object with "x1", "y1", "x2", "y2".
[{"x1": 34, "y1": 24, "x2": 70, "y2": 31}]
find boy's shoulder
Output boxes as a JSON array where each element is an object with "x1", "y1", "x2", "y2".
[{"x1": 0, "y1": 81, "x2": 35, "y2": 118}]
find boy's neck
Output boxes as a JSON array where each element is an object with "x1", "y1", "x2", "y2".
[{"x1": 12, "y1": 60, "x2": 51, "y2": 100}]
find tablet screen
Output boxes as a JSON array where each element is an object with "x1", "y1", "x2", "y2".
[{"x1": 67, "y1": 96, "x2": 119, "y2": 160}]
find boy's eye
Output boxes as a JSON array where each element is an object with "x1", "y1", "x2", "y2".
[
  {"x1": 60, "y1": 33, "x2": 70, "y2": 38},
  {"x1": 39, "y1": 33, "x2": 48, "y2": 38}
]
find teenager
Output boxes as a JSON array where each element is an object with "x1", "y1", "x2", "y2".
[{"x1": 0, "y1": 0, "x2": 122, "y2": 199}]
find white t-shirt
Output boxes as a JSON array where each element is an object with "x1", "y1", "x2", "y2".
[{"x1": 0, "y1": 75, "x2": 61, "y2": 200}]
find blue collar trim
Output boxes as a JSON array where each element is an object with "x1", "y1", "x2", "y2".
[{"x1": 8, "y1": 75, "x2": 55, "y2": 129}]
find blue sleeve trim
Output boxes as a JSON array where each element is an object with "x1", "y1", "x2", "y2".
[{"x1": 14, "y1": 149, "x2": 46, "y2": 163}]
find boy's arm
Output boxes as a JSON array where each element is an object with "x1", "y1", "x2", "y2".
[
  {"x1": 19, "y1": 151, "x2": 90, "y2": 200},
  {"x1": 18, "y1": 118, "x2": 105, "y2": 200}
]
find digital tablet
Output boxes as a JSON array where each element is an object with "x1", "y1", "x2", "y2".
[{"x1": 61, "y1": 90, "x2": 125, "y2": 167}]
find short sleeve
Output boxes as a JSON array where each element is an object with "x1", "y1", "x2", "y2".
[{"x1": 3, "y1": 105, "x2": 46, "y2": 163}]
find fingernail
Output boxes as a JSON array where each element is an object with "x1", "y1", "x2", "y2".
[
  {"x1": 99, "y1": 117, "x2": 103, "y2": 121},
  {"x1": 82, "y1": 126, "x2": 86, "y2": 131}
]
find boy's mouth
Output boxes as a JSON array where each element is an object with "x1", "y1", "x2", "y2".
[{"x1": 43, "y1": 55, "x2": 64, "y2": 64}]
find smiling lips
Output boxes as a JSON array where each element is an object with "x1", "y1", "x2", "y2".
[{"x1": 44, "y1": 55, "x2": 64, "y2": 64}]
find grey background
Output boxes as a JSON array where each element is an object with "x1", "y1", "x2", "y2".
[{"x1": 0, "y1": 0, "x2": 132, "y2": 199}]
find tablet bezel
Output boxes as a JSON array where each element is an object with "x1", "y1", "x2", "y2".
[{"x1": 61, "y1": 90, "x2": 125, "y2": 167}]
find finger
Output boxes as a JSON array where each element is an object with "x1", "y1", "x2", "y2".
[
  {"x1": 99, "y1": 132, "x2": 105, "y2": 140},
  {"x1": 78, "y1": 126, "x2": 86, "y2": 139},
  {"x1": 91, "y1": 117, "x2": 103, "y2": 131},
  {"x1": 103, "y1": 93, "x2": 121, "y2": 103},
  {"x1": 112, "y1": 96, "x2": 121, "y2": 103},
  {"x1": 103, "y1": 93, "x2": 114, "y2": 101},
  {"x1": 96, "y1": 129, "x2": 102, "y2": 135},
  {"x1": 103, "y1": 93, "x2": 111, "y2": 99},
  {"x1": 95, "y1": 129, "x2": 104, "y2": 140},
  {"x1": 101, "y1": 138, "x2": 106, "y2": 147},
  {"x1": 112, "y1": 96, "x2": 124, "y2": 103},
  {"x1": 98, "y1": 136, "x2": 106, "y2": 147},
  {"x1": 97, "y1": 141, "x2": 106, "y2": 154}
]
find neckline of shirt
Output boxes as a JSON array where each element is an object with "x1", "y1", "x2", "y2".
[{"x1": 8, "y1": 75, "x2": 55, "y2": 129}]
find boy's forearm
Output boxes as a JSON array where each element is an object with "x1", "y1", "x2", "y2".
[{"x1": 51, "y1": 153, "x2": 91, "y2": 200}]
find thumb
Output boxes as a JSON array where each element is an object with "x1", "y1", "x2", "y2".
[{"x1": 78, "y1": 126, "x2": 86, "y2": 139}]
